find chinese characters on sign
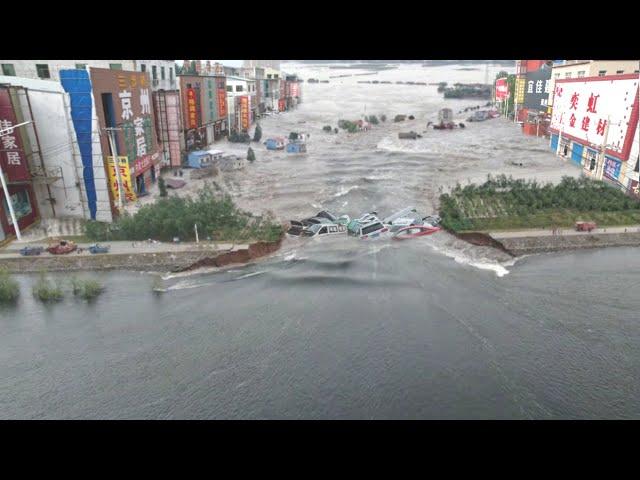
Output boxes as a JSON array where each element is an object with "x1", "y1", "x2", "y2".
[
  {"x1": 495, "y1": 78, "x2": 509, "y2": 101},
  {"x1": 603, "y1": 157, "x2": 622, "y2": 181},
  {"x1": 549, "y1": 76, "x2": 639, "y2": 161},
  {"x1": 515, "y1": 78, "x2": 526, "y2": 104},
  {"x1": 187, "y1": 88, "x2": 197, "y2": 129},
  {"x1": 523, "y1": 65, "x2": 552, "y2": 111},
  {"x1": 0, "y1": 88, "x2": 30, "y2": 182},
  {"x1": 217, "y1": 85, "x2": 227, "y2": 118},
  {"x1": 107, "y1": 156, "x2": 137, "y2": 204},
  {"x1": 240, "y1": 96, "x2": 249, "y2": 131}
]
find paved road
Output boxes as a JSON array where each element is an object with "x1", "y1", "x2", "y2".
[
  {"x1": 490, "y1": 225, "x2": 640, "y2": 239},
  {"x1": 0, "y1": 241, "x2": 249, "y2": 259}
]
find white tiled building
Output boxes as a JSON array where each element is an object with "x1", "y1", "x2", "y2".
[{"x1": 0, "y1": 60, "x2": 135, "y2": 81}]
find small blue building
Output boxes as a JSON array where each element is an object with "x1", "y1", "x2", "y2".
[{"x1": 187, "y1": 150, "x2": 224, "y2": 169}]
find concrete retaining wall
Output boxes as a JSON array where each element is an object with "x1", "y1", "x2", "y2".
[{"x1": 497, "y1": 232, "x2": 640, "y2": 256}]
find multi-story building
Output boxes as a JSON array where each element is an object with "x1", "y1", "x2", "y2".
[
  {"x1": 1, "y1": 71, "x2": 116, "y2": 243},
  {"x1": 226, "y1": 76, "x2": 256, "y2": 132},
  {"x1": 283, "y1": 74, "x2": 303, "y2": 111},
  {"x1": 0, "y1": 60, "x2": 135, "y2": 81},
  {"x1": 81, "y1": 67, "x2": 162, "y2": 217},
  {"x1": 549, "y1": 61, "x2": 640, "y2": 108},
  {"x1": 548, "y1": 72, "x2": 639, "y2": 198},
  {"x1": 179, "y1": 73, "x2": 228, "y2": 153},
  {"x1": 241, "y1": 67, "x2": 265, "y2": 115},
  {"x1": 262, "y1": 67, "x2": 282, "y2": 112},
  {"x1": 134, "y1": 61, "x2": 177, "y2": 91},
  {"x1": 135, "y1": 61, "x2": 182, "y2": 169},
  {"x1": 243, "y1": 60, "x2": 281, "y2": 71}
]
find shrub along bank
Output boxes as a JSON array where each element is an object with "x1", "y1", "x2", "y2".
[
  {"x1": 85, "y1": 184, "x2": 283, "y2": 243},
  {"x1": 439, "y1": 175, "x2": 640, "y2": 232}
]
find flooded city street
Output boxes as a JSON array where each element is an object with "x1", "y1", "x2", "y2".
[{"x1": 1, "y1": 63, "x2": 639, "y2": 419}]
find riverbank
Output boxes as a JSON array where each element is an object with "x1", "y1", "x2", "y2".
[
  {"x1": 0, "y1": 237, "x2": 284, "y2": 273},
  {"x1": 451, "y1": 226, "x2": 640, "y2": 256}
]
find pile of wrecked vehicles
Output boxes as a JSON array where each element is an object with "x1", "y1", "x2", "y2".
[{"x1": 286, "y1": 207, "x2": 441, "y2": 241}]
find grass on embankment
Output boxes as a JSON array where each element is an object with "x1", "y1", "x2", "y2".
[
  {"x1": 439, "y1": 175, "x2": 640, "y2": 233},
  {"x1": 0, "y1": 267, "x2": 20, "y2": 304},
  {"x1": 84, "y1": 183, "x2": 283, "y2": 244}
]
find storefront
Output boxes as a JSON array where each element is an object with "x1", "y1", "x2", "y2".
[
  {"x1": 549, "y1": 74, "x2": 639, "y2": 195},
  {"x1": 1, "y1": 86, "x2": 39, "y2": 240},
  {"x1": 90, "y1": 68, "x2": 160, "y2": 212}
]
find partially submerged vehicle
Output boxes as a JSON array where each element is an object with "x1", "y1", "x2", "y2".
[
  {"x1": 392, "y1": 225, "x2": 441, "y2": 240},
  {"x1": 428, "y1": 108, "x2": 465, "y2": 130},
  {"x1": 287, "y1": 211, "x2": 350, "y2": 237},
  {"x1": 47, "y1": 239, "x2": 77, "y2": 255},
  {"x1": 398, "y1": 131, "x2": 422, "y2": 139}
]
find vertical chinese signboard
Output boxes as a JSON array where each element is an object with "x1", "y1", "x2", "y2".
[
  {"x1": 0, "y1": 88, "x2": 30, "y2": 182},
  {"x1": 550, "y1": 75, "x2": 639, "y2": 162},
  {"x1": 240, "y1": 96, "x2": 250, "y2": 131},
  {"x1": 278, "y1": 98, "x2": 286, "y2": 112},
  {"x1": 523, "y1": 65, "x2": 552, "y2": 111},
  {"x1": 290, "y1": 82, "x2": 299, "y2": 98},
  {"x1": 217, "y1": 78, "x2": 227, "y2": 119},
  {"x1": 90, "y1": 68, "x2": 159, "y2": 183},
  {"x1": 495, "y1": 78, "x2": 509, "y2": 101},
  {"x1": 186, "y1": 88, "x2": 198, "y2": 129},
  {"x1": 107, "y1": 156, "x2": 137, "y2": 203},
  {"x1": 515, "y1": 78, "x2": 526, "y2": 105}
]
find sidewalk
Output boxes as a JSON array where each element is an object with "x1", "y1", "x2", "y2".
[
  {"x1": 0, "y1": 240, "x2": 250, "y2": 259},
  {"x1": 490, "y1": 225, "x2": 640, "y2": 239}
]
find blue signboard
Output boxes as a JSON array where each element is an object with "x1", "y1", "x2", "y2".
[{"x1": 603, "y1": 156, "x2": 622, "y2": 181}]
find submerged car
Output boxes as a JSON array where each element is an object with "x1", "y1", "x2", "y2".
[{"x1": 287, "y1": 211, "x2": 350, "y2": 237}]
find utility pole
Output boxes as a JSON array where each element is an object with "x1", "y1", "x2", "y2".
[
  {"x1": 105, "y1": 127, "x2": 125, "y2": 211},
  {"x1": 596, "y1": 115, "x2": 612, "y2": 180}
]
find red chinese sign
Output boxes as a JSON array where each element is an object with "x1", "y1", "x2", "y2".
[
  {"x1": 0, "y1": 88, "x2": 31, "y2": 182},
  {"x1": 550, "y1": 75, "x2": 639, "y2": 162},
  {"x1": 217, "y1": 88, "x2": 227, "y2": 118},
  {"x1": 240, "y1": 96, "x2": 249, "y2": 131},
  {"x1": 186, "y1": 88, "x2": 198, "y2": 129},
  {"x1": 278, "y1": 98, "x2": 286, "y2": 112},
  {"x1": 290, "y1": 82, "x2": 299, "y2": 98},
  {"x1": 495, "y1": 78, "x2": 509, "y2": 101}
]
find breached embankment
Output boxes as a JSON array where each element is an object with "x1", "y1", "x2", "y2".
[{"x1": 449, "y1": 229, "x2": 640, "y2": 256}]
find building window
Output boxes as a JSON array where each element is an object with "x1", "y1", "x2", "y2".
[
  {"x1": 598, "y1": 70, "x2": 607, "y2": 77},
  {"x1": 1, "y1": 63, "x2": 16, "y2": 76},
  {"x1": 75, "y1": 63, "x2": 87, "y2": 70},
  {"x1": 554, "y1": 73, "x2": 560, "y2": 79},
  {"x1": 152, "y1": 65, "x2": 157, "y2": 80},
  {"x1": 236, "y1": 85, "x2": 243, "y2": 92},
  {"x1": 140, "y1": 64, "x2": 146, "y2": 72},
  {"x1": 35, "y1": 64, "x2": 50, "y2": 79},
  {"x1": 226, "y1": 86, "x2": 232, "y2": 92},
  {"x1": 565, "y1": 72, "x2": 572, "y2": 79},
  {"x1": 169, "y1": 67, "x2": 173, "y2": 81},
  {"x1": 3, "y1": 189, "x2": 32, "y2": 225},
  {"x1": 208, "y1": 90, "x2": 212, "y2": 99},
  {"x1": 109, "y1": 63, "x2": 122, "y2": 70},
  {"x1": 635, "y1": 70, "x2": 640, "y2": 74},
  {"x1": 161, "y1": 66, "x2": 165, "y2": 80},
  {"x1": 616, "y1": 70, "x2": 624, "y2": 74},
  {"x1": 577, "y1": 71, "x2": 585, "y2": 78}
]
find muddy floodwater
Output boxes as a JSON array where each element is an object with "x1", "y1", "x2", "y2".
[{"x1": 1, "y1": 63, "x2": 639, "y2": 419}]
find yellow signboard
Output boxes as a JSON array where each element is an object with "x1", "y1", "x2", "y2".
[
  {"x1": 107, "y1": 156, "x2": 137, "y2": 204},
  {"x1": 515, "y1": 78, "x2": 526, "y2": 104}
]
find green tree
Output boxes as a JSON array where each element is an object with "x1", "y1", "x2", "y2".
[
  {"x1": 253, "y1": 124, "x2": 262, "y2": 142},
  {"x1": 158, "y1": 176, "x2": 168, "y2": 197}
]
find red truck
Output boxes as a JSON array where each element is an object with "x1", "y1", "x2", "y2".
[{"x1": 575, "y1": 221, "x2": 597, "y2": 232}]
